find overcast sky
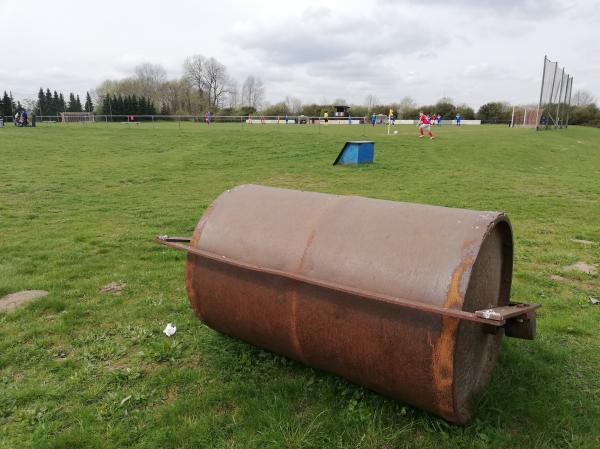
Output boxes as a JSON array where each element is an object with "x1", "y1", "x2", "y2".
[{"x1": 1, "y1": 0, "x2": 598, "y2": 108}]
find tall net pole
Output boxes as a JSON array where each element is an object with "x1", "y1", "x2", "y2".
[
  {"x1": 548, "y1": 62, "x2": 558, "y2": 127},
  {"x1": 535, "y1": 56, "x2": 547, "y2": 130},
  {"x1": 565, "y1": 76, "x2": 573, "y2": 128},
  {"x1": 555, "y1": 68, "x2": 564, "y2": 128}
]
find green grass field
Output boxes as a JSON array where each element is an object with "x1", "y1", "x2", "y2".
[{"x1": 1, "y1": 122, "x2": 599, "y2": 449}]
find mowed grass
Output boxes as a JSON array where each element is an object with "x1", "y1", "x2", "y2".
[{"x1": 0, "y1": 122, "x2": 599, "y2": 449}]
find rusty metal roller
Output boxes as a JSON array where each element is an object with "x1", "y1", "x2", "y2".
[{"x1": 157, "y1": 184, "x2": 539, "y2": 424}]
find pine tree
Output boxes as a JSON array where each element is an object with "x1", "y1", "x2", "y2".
[
  {"x1": 130, "y1": 95, "x2": 138, "y2": 115},
  {"x1": 148, "y1": 98, "x2": 157, "y2": 115},
  {"x1": 37, "y1": 88, "x2": 45, "y2": 115},
  {"x1": 1, "y1": 91, "x2": 16, "y2": 116},
  {"x1": 75, "y1": 94, "x2": 83, "y2": 112},
  {"x1": 84, "y1": 92, "x2": 93, "y2": 113},
  {"x1": 113, "y1": 95, "x2": 122, "y2": 116},
  {"x1": 59, "y1": 93, "x2": 66, "y2": 112},
  {"x1": 68, "y1": 93, "x2": 76, "y2": 112},
  {"x1": 124, "y1": 95, "x2": 131, "y2": 115},
  {"x1": 52, "y1": 91, "x2": 60, "y2": 116},
  {"x1": 110, "y1": 95, "x2": 116, "y2": 116},
  {"x1": 45, "y1": 89, "x2": 52, "y2": 115},
  {"x1": 102, "y1": 94, "x2": 111, "y2": 116}
]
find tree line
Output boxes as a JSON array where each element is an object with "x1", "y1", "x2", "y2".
[
  {"x1": 100, "y1": 94, "x2": 157, "y2": 118},
  {"x1": 3, "y1": 61, "x2": 600, "y2": 127},
  {"x1": 35, "y1": 88, "x2": 95, "y2": 116},
  {"x1": 93, "y1": 58, "x2": 266, "y2": 116}
]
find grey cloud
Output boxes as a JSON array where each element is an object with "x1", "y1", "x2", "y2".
[
  {"x1": 377, "y1": 0, "x2": 569, "y2": 17},
  {"x1": 463, "y1": 63, "x2": 497, "y2": 79},
  {"x1": 234, "y1": 7, "x2": 440, "y2": 67}
]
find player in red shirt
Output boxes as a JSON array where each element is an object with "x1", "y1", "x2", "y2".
[{"x1": 417, "y1": 112, "x2": 434, "y2": 139}]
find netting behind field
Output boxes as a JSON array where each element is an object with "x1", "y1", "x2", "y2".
[{"x1": 537, "y1": 56, "x2": 573, "y2": 129}]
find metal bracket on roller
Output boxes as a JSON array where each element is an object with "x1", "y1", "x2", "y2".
[{"x1": 155, "y1": 235, "x2": 540, "y2": 340}]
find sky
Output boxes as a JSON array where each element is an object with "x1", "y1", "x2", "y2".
[{"x1": 1, "y1": 0, "x2": 599, "y2": 108}]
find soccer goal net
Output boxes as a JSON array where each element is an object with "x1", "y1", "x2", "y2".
[
  {"x1": 511, "y1": 106, "x2": 539, "y2": 128},
  {"x1": 60, "y1": 112, "x2": 95, "y2": 123}
]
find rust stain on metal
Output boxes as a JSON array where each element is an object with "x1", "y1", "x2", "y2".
[
  {"x1": 289, "y1": 228, "x2": 318, "y2": 363},
  {"x1": 446, "y1": 256, "x2": 474, "y2": 309},
  {"x1": 431, "y1": 256, "x2": 473, "y2": 420},
  {"x1": 298, "y1": 229, "x2": 317, "y2": 272},
  {"x1": 288, "y1": 289, "x2": 305, "y2": 362}
]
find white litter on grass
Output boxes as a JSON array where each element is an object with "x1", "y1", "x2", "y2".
[
  {"x1": 571, "y1": 239, "x2": 595, "y2": 246},
  {"x1": 163, "y1": 323, "x2": 177, "y2": 337}
]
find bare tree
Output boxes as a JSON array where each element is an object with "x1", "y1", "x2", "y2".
[
  {"x1": 183, "y1": 55, "x2": 230, "y2": 108},
  {"x1": 227, "y1": 82, "x2": 239, "y2": 109},
  {"x1": 242, "y1": 75, "x2": 265, "y2": 110},
  {"x1": 397, "y1": 96, "x2": 416, "y2": 113},
  {"x1": 203, "y1": 57, "x2": 230, "y2": 108},
  {"x1": 134, "y1": 63, "x2": 167, "y2": 104},
  {"x1": 572, "y1": 90, "x2": 596, "y2": 106},
  {"x1": 365, "y1": 94, "x2": 379, "y2": 111},
  {"x1": 183, "y1": 54, "x2": 207, "y2": 105},
  {"x1": 22, "y1": 98, "x2": 37, "y2": 112},
  {"x1": 160, "y1": 78, "x2": 202, "y2": 114},
  {"x1": 94, "y1": 79, "x2": 120, "y2": 100},
  {"x1": 285, "y1": 96, "x2": 302, "y2": 114}
]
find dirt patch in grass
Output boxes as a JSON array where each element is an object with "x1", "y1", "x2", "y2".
[
  {"x1": 550, "y1": 275, "x2": 566, "y2": 282},
  {"x1": 100, "y1": 282, "x2": 127, "y2": 294},
  {"x1": 0, "y1": 290, "x2": 48, "y2": 312},
  {"x1": 563, "y1": 262, "x2": 598, "y2": 275}
]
